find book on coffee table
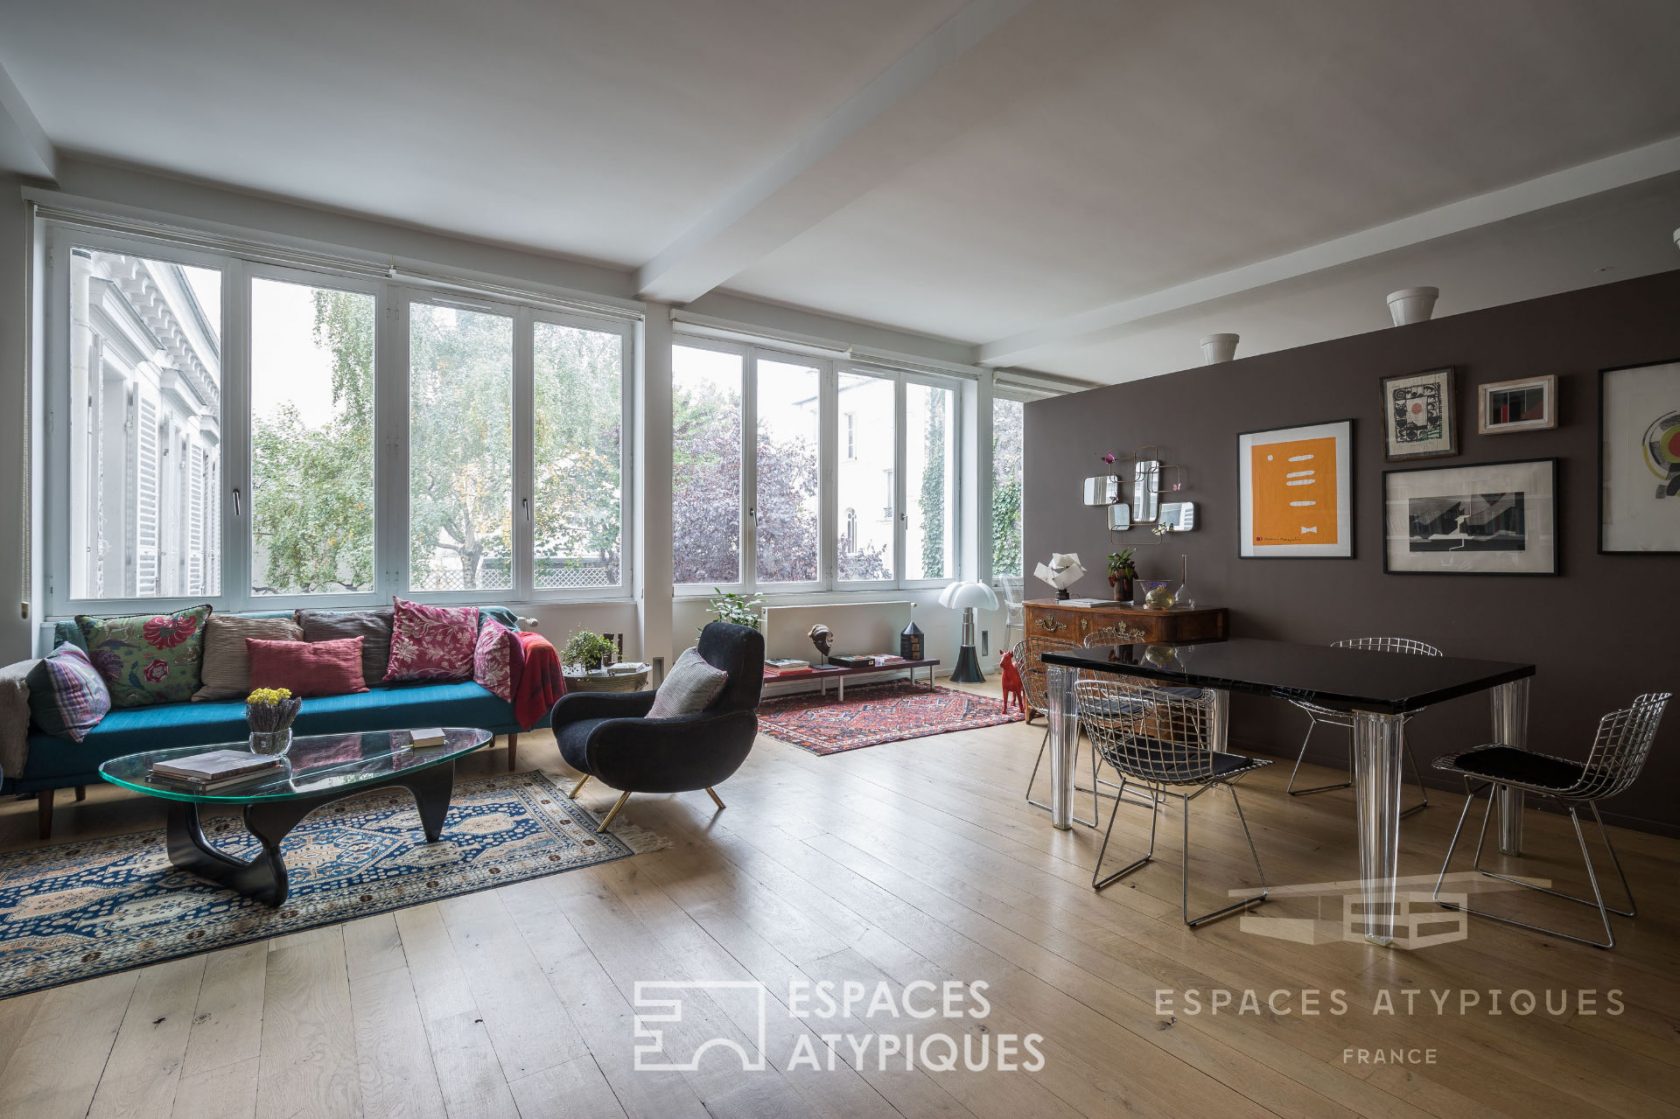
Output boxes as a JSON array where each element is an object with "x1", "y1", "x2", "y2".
[
  {"x1": 151, "y1": 749, "x2": 284, "y2": 784},
  {"x1": 405, "y1": 727, "x2": 450, "y2": 749}
]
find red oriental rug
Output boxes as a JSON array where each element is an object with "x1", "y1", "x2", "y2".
[{"x1": 757, "y1": 681, "x2": 1023, "y2": 756}]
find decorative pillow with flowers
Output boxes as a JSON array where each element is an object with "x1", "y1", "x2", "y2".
[
  {"x1": 473, "y1": 616, "x2": 517, "y2": 702},
  {"x1": 76, "y1": 604, "x2": 212, "y2": 708},
  {"x1": 383, "y1": 599, "x2": 479, "y2": 684}
]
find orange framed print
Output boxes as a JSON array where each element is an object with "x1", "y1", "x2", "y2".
[{"x1": 1238, "y1": 419, "x2": 1354, "y2": 558}]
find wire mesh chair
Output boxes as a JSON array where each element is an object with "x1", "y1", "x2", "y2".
[
  {"x1": 1431, "y1": 691, "x2": 1669, "y2": 949},
  {"x1": 1017, "y1": 637, "x2": 1101, "y2": 828},
  {"x1": 1080, "y1": 624, "x2": 1186, "y2": 804},
  {"x1": 1077, "y1": 677, "x2": 1271, "y2": 926},
  {"x1": 1286, "y1": 636, "x2": 1438, "y2": 816}
]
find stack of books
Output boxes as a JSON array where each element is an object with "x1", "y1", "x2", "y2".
[
  {"x1": 150, "y1": 750, "x2": 284, "y2": 792},
  {"x1": 764, "y1": 658, "x2": 815, "y2": 678},
  {"x1": 828, "y1": 653, "x2": 906, "y2": 668}
]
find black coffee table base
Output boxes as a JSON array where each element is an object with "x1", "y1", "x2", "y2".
[{"x1": 165, "y1": 762, "x2": 456, "y2": 907}]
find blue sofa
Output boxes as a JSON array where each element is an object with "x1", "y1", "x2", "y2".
[{"x1": 7, "y1": 606, "x2": 548, "y2": 838}]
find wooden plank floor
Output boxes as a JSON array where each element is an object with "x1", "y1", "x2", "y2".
[{"x1": 1, "y1": 682, "x2": 1677, "y2": 1119}]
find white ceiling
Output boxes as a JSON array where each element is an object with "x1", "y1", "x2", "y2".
[{"x1": 2, "y1": 0, "x2": 1679, "y2": 383}]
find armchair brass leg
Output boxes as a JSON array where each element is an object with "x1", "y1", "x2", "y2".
[
  {"x1": 507, "y1": 732, "x2": 519, "y2": 772},
  {"x1": 597, "y1": 791, "x2": 631, "y2": 833},
  {"x1": 705, "y1": 787, "x2": 726, "y2": 811},
  {"x1": 568, "y1": 774, "x2": 591, "y2": 800}
]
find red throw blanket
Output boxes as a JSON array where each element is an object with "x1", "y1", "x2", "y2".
[{"x1": 511, "y1": 631, "x2": 565, "y2": 730}]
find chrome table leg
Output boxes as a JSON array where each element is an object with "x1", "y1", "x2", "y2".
[
  {"x1": 1490, "y1": 678, "x2": 1530, "y2": 855},
  {"x1": 1351, "y1": 709, "x2": 1406, "y2": 945},
  {"x1": 1208, "y1": 689, "x2": 1230, "y2": 752},
  {"x1": 1046, "y1": 665, "x2": 1079, "y2": 831}
]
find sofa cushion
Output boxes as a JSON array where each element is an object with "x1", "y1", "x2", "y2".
[
  {"x1": 474, "y1": 617, "x2": 516, "y2": 702},
  {"x1": 297, "y1": 607, "x2": 394, "y2": 689},
  {"x1": 19, "y1": 681, "x2": 519, "y2": 784},
  {"x1": 248, "y1": 636, "x2": 368, "y2": 698},
  {"x1": 27, "y1": 644, "x2": 111, "y2": 743},
  {"x1": 195, "y1": 615, "x2": 305, "y2": 701},
  {"x1": 77, "y1": 605, "x2": 212, "y2": 708},
  {"x1": 385, "y1": 600, "x2": 478, "y2": 684}
]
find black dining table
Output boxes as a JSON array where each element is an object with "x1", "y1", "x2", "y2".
[{"x1": 1041, "y1": 638, "x2": 1536, "y2": 946}]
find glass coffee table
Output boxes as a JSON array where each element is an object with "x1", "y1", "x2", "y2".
[{"x1": 99, "y1": 728, "x2": 492, "y2": 907}]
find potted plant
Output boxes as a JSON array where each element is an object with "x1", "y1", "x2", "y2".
[
  {"x1": 563, "y1": 631, "x2": 618, "y2": 673},
  {"x1": 246, "y1": 687, "x2": 301, "y2": 756},
  {"x1": 1106, "y1": 549, "x2": 1137, "y2": 603},
  {"x1": 707, "y1": 588, "x2": 765, "y2": 631}
]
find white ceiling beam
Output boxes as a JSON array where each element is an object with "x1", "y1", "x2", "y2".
[
  {"x1": 979, "y1": 134, "x2": 1680, "y2": 366},
  {"x1": 636, "y1": 0, "x2": 1031, "y2": 304},
  {"x1": 0, "y1": 58, "x2": 54, "y2": 179}
]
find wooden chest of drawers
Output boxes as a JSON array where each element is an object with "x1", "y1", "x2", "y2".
[
  {"x1": 1017, "y1": 600, "x2": 1228, "y2": 717},
  {"x1": 1022, "y1": 599, "x2": 1228, "y2": 661}
]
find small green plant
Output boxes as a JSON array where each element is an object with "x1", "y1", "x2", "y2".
[
  {"x1": 563, "y1": 630, "x2": 617, "y2": 671},
  {"x1": 1106, "y1": 549, "x2": 1136, "y2": 577},
  {"x1": 707, "y1": 588, "x2": 765, "y2": 631}
]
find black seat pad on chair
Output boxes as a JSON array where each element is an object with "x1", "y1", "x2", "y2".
[{"x1": 1436, "y1": 744, "x2": 1588, "y2": 790}]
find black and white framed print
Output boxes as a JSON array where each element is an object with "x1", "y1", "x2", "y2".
[
  {"x1": 1600, "y1": 360, "x2": 1680, "y2": 554},
  {"x1": 1478, "y1": 374, "x2": 1557, "y2": 434},
  {"x1": 1381, "y1": 367, "x2": 1456, "y2": 460},
  {"x1": 1383, "y1": 458, "x2": 1558, "y2": 575}
]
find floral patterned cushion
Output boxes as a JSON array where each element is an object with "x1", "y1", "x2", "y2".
[
  {"x1": 473, "y1": 617, "x2": 515, "y2": 702},
  {"x1": 76, "y1": 605, "x2": 212, "y2": 708},
  {"x1": 383, "y1": 599, "x2": 479, "y2": 684}
]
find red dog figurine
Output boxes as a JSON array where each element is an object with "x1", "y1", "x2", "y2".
[{"x1": 1000, "y1": 649, "x2": 1025, "y2": 716}]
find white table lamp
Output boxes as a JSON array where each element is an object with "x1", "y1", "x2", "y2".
[{"x1": 939, "y1": 580, "x2": 999, "y2": 682}]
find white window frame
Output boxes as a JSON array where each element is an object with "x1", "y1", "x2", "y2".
[
  {"x1": 671, "y1": 333, "x2": 966, "y2": 598},
  {"x1": 41, "y1": 220, "x2": 637, "y2": 618}
]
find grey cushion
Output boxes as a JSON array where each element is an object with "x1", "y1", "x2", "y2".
[
  {"x1": 647, "y1": 648, "x2": 729, "y2": 719},
  {"x1": 296, "y1": 608, "x2": 394, "y2": 689},
  {"x1": 194, "y1": 614, "x2": 305, "y2": 700}
]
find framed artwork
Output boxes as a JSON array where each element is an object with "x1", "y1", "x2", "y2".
[
  {"x1": 1478, "y1": 374, "x2": 1557, "y2": 434},
  {"x1": 1383, "y1": 458, "x2": 1558, "y2": 575},
  {"x1": 1238, "y1": 419, "x2": 1353, "y2": 558},
  {"x1": 1600, "y1": 360, "x2": 1680, "y2": 554},
  {"x1": 1381, "y1": 367, "x2": 1456, "y2": 460}
]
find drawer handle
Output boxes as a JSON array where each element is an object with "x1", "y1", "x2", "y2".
[{"x1": 1035, "y1": 617, "x2": 1063, "y2": 632}]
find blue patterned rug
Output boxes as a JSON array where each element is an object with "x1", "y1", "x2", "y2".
[{"x1": 0, "y1": 771, "x2": 665, "y2": 1000}]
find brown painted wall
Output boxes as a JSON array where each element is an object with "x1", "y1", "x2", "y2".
[{"x1": 1025, "y1": 269, "x2": 1680, "y2": 836}]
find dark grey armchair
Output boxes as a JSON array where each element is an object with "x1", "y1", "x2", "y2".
[{"x1": 550, "y1": 622, "x2": 764, "y2": 831}]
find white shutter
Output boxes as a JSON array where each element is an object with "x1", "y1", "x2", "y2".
[
  {"x1": 188, "y1": 443, "x2": 206, "y2": 594},
  {"x1": 134, "y1": 389, "x2": 160, "y2": 596}
]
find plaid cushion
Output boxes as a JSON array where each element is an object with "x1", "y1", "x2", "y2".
[{"x1": 27, "y1": 643, "x2": 112, "y2": 742}]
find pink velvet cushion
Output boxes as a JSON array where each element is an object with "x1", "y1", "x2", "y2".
[
  {"x1": 384, "y1": 599, "x2": 480, "y2": 684},
  {"x1": 247, "y1": 636, "x2": 369, "y2": 698},
  {"x1": 473, "y1": 617, "x2": 516, "y2": 702}
]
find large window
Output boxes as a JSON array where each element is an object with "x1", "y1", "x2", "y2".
[
  {"x1": 992, "y1": 396, "x2": 1024, "y2": 578},
  {"x1": 671, "y1": 344, "x2": 744, "y2": 585},
  {"x1": 250, "y1": 276, "x2": 375, "y2": 596},
  {"x1": 835, "y1": 371, "x2": 894, "y2": 582},
  {"x1": 534, "y1": 320, "x2": 624, "y2": 589},
  {"x1": 408, "y1": 303, "x2": 514, "y2": 592},
  {"x1": 46, "y1": 224, "x2": 635, "y2": 613},
  {"x1": 755, "y1": 359, "x2": 820, "y2": 584},
  {"x1": 906, "y1": 381, "x2": 956, "y2": 581},
  {"x1": 66, "y1": 246, "x2": 223, "y2": 600},
  {"x1": 674, "y1": 340, "x2": 962, "y2": 593}
]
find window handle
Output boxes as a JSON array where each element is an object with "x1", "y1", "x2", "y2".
[
  {"x1": 522, "y1": 497, "x2": 531, "y2": 522},
  {"x1": 232, "y1": 487, "x2": 242, "y2": 517}
]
